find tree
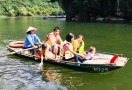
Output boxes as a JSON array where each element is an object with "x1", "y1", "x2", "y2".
[
  {"x1": 0, "y1": 0, "x2": 63, "y2": 17},
  {"x1": 50, "y1": 0, "x2": 132, "y2": 20}
]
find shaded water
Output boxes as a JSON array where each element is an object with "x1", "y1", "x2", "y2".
[{"x1": 0, "y1": 17, "x2": 132, "y2": 90}]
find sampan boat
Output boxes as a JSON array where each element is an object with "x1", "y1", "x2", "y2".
[{"x1": 7, "y1": 41, "x2": 129, "y2": 73}]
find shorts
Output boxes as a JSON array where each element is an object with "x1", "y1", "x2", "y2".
[
  {"x1": 49, "y1": 46, "x2": 54, "y2": 53},
  {"x1": 49, "y1": 46, "x2": 60, "y2": 55}
]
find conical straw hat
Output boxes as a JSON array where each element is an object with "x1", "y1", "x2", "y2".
[{"x1": 26, "y1": 26, "x2": 37, "y2": 32}]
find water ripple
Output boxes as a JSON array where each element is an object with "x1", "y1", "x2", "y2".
[{"x1": 0, "y1": 45, "x2": 68, "y2": 90}]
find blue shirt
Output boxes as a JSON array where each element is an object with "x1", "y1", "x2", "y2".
[{"x1": 23, "y1": 33, "x2": 40, "y2": 48}]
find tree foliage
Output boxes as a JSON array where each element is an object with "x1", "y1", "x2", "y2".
[
  {"x1": 50, "y1": 0, "x2": 132, "y2": 20},
  {"x1": 0, "y1": 0, "x2": 64, "y2": 17}
]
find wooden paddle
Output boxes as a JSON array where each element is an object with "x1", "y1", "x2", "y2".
[{"x1": 7, "y1": 47, "x2": 37, "y2": 55}]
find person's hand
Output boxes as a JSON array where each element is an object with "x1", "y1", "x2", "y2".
[
  {"x1": 79, "y1": 54, "x2": 85, "y2": 58},
  {"x1": 56, "y1": 44, "x2": 60, "y2": 48},
  {"x1": 58, "y1": 45, "x2": 60, "y2": 48},
  {"x1": 40, "y1": 62, "x2": 43, "y2": 66},
  {"x1": 34, "y1": 45, "x2": 38, "y2": 48}
]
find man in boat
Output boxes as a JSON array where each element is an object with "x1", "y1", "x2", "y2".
[
  {"x1": 23, "y1": 26, "x2": 43, "y2": 55},
  {"x1": 72, "y1": 35, "x2": 85, "y2": 55},
  {"x1": 45, "y1": 26, "x2": 63, "y2": 59}
]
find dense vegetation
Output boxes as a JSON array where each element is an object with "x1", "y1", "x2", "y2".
[
  {"x1": 0, "y1": 0, "x2": 64, "y2": 17},
  {"x1": 1, "y1": 0, "x2": 132, "y2": 21},
  {"x1": 51, "y1": 0, "x2": 132, "y2": 20}
]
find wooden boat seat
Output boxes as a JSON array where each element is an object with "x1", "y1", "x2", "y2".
[
  {"x1": 83, "y1": 54, "x2": 128, "y2": 66},
  {"x1": 115, "y1": 57, "x2": 128, "y2": 66}
]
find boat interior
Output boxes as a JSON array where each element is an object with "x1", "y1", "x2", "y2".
[{"x1": 7, "y1": 47, "x2": 129, "y2": 67}]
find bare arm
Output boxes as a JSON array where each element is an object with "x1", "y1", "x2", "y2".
[
  {"x1": 31, "y1": 44, "x2": 38, "y2": 48},
  {"x1": 40, "y1": 52, "x2": 44, "y2": 65},
  {"x1": 38, "y1": 40, "x2": 43, "y2": 45},
  {"x1": 66, "y1": 46, "x2": 83, "y2": 57}
]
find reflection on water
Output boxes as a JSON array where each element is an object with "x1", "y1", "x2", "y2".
[
  {"x1": 42, "y1": 67, "x2": 86, "y2": 90},
  {"x1": 43, "y1": 68, "x2": 62, "y2": 84},
  {"x1": 61, "y1": 71, "x2": 84, "y2": 90},
  {"x1": 0, "y1": 45, "x2": 81, "y2": 90}
]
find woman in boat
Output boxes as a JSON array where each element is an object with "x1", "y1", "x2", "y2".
[
  {"x1": 61, "y1": 33, "x2": 84, "y2": 63},
  {"x1": 23, "y1": 26, "x2": 43, "y2": 55},
  {"x1": 45, "y1": 26, "x2": 63, "y2": 59},
  {"x1": 72, "y1": 35, "x2": 85, "y2": 55}
]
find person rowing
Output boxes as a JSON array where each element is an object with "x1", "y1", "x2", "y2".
[{"x1": 23, "y1": 26, "x2": 43, "y2": 55}]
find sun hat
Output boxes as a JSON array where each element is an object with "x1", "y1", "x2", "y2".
[{"x1": 26, "y1": 26, "x2": 37, "y2": 32}]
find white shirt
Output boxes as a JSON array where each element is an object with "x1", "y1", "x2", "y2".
[{"x1": 85, "y1": 52, "x2": 95, "y2": 60}]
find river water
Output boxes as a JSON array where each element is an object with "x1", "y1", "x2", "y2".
[{"x1": 0, "y1": 16, "x2": 132, "y2": 90}]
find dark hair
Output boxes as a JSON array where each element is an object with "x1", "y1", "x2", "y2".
[
  {"x1": 53, "y1": 26, "x2": 60, "y2": 31},
  {"x1": 27, "y1": 31, "x2": 31, "y2": 34},
  {"x1": 66, "y1": 33, "x2": 74, "y2": 43},
  {"x1": 78, "y1": 35, "x2": 84, "y2": 40},
  {"x1": 42, "y1": 44, "x2": 47, "y2": 50},
  {"x1": 89, "y1": 48, "x2": 94, "y2": 52}
]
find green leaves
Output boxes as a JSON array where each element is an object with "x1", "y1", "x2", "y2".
[{"x1": 0, "y1": 0, "x2": 63, "y2": 16}]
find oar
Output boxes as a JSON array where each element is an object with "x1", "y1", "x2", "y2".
[{"x1": 7, "y1": 47, "x2": 36, "y2": 55}]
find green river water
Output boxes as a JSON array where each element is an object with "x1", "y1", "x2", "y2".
[{"x1": 0, "y1": 16, "x2": 132, "y2": 90}]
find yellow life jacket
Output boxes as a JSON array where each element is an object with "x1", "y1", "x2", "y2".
[
  {"x1": 77, "y1": 40, "x2": 84, "y2": 54},
  {"x1": 61, "y1": 40, "x2": 74, "y2": 60},
  {"x1": 73, "y1": 39, "x2": 85, "y2": 55}
]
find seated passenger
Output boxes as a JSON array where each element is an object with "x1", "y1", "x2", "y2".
[
  {"x1": 81, "y1": 46, "x2": 103, "y2": 60},
  {"x1": 72, "y1": 35, "x2": 85, "y2": 55},
  {"x1": 45, "y1": 27, "x2": 63, "y2": 59},
  {"x1": 61, "y1": 33, "x2": 84, "y2": 63},
  {"x1": 83, "y1": 46, "x2": 96, "y2": 60}
]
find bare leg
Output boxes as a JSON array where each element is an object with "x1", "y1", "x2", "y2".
[
  {"x1": 45, "y1": 45, "x2": 55, "y2": 59},
  {"x1": 53, "y1": 45, "x2": 58, "y2": 60}
]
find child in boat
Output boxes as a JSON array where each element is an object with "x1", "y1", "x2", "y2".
[
  {"x1": 85, "y1": 46, "x2": 96, "y2": 60},
  {"x1": 81, "y1": 46, "x2": 97, "y2": 60},
  {"x1": 34, "y1": 43, "x2": 47, "y2": 65}
]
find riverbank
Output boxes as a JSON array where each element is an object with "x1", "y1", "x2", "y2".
[
  {"x1": 0, "y1": 15, "x2": 129, "y2": 22},
  {"x1": 43, "y1": 15, "x2": 66, "y2": 19},
  {"x1": 95, "y1": 17, "x2": 126, "y2": 21}
]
